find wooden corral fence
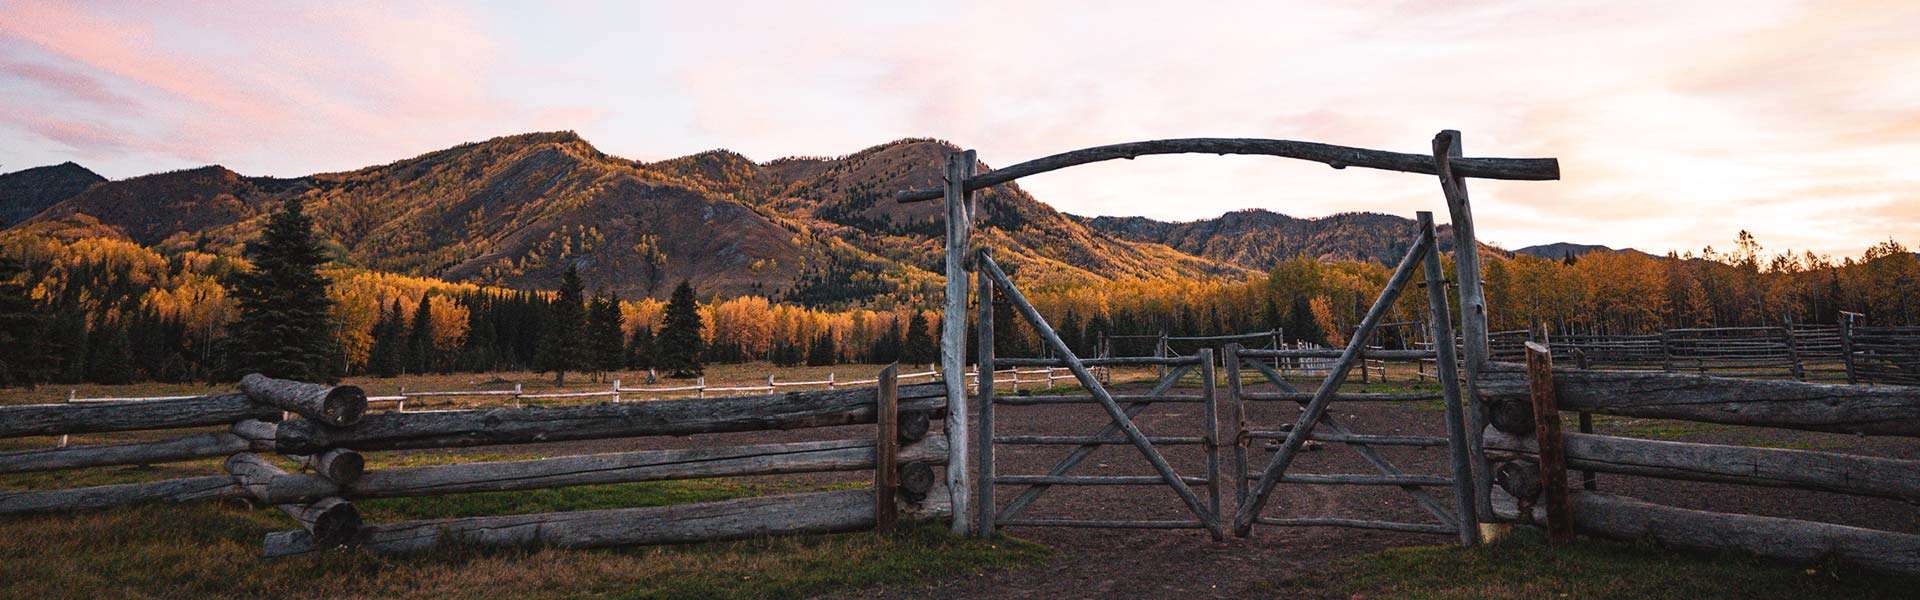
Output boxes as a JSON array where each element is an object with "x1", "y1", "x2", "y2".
[
  {"x1": 0, "y1": 370, "x2": 953, "y2": 556},
  {"x1": 1476, "y1": 343, "x2": 1920, "y2": 575},
  {"x1": 1847, "y1": 325, "x2": 1920, "y2": 386}
]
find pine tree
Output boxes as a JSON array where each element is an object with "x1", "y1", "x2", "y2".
[
  {"x1": 369, "y1": 299, "x2": 407, "y2": 378},
  {"x1": 0, "y1": 256, "x2": 51, "y2": 387},
  {"x1": 406, "y1": 296, "x2": 437, "y2": 374},
  {"x1": 806, "y1": 332, "x2": 836, "y2": 366},
  {"x1": 656, "y1": 280, "x2": 704, "y2": 378},
  {"x1": 585, "y1": 291, "x2": 625, "y2": 379},
  {"x1": 904, "y1": 311, "x2": 934, "y2": 365},
  {"x1": 626, "y1": 326, "x2": 656, "y2": 370},
  {"x1": 536, "y1": 264, "x2": 588, "y2": 385},
  {"x1": 53, "y1": 309, "x2": 88, "y2": 384},
  {"x1": 84, "y1": 318, "x2": 135, "y2": 385},
  {"x1": 225, "y1": 197, "x2": 337, "y2": 382},
  {"x1": 1287, "y1": 296, "x2": 1327, "y2": 346}
]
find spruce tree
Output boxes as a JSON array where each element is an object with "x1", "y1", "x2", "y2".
[
  {"x1": 0, "y1": 256, "x2": 51, "y2": 387},
  {"x1": 806, "y1": 332, "x2": 836, "y2": 366},
  {"x1": 406, "y1": 296, "x2": 436, "y2": 374},
  {"x1": 536, "y1": 264, "x2": 587, "y2": 385},
  {"x1": 84, "y1": 318, "x2": 135, "y2": 385},
  {"x1": 53, "y1": 309, "x2": 88, "y2": 384},
  {"x1": 656, "y1": 280, "x2": 704, "y2": 378},
  {"x1": 1287, "y1": 296, "x2": 1327, "y2": 346},
  {"x1": 369, "y1": 299, "x2": 406, "y2": 378},
  {"x1": 226, "y1": 197, "x2": 336, "y2": 382},
  {"x1": 627, "y1": 326, "x2": 656, "y2": 370},
  {"x1": 903, "y1": 312, "x2": 934, "y2": 365},
  {"x1": 585, "y1": 292, "x2": 625, "y2": 379}
]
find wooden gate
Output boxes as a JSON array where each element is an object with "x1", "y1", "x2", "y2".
[
  {"x1": 974, "y1": 252, "x2": 1227, "y2": 539},
  {"x1": 1229, "y1": 213, "x2": 1481, "y2": 544}
]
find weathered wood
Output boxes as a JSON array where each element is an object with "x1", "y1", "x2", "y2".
[
  {"x1": 0, "y1": 475, "x2": 247, "y2": 514},
  {"x1": 274, "y1": 383, "x2": 946, "y2": 453},
  {"x1": 898, "y1": 410, "x2": 930, "y2": 443},
  {"x1": 998, "y1": 475, "x2": 1210, "y2": 486},
  {"x1": 1493, "y1": 458, "x2": 1543, "y2": 500},
  {"x1": 994, "y1": 363, "x2": 1195, "y2": 522},
  {"x1": 996, "y1": 518, "x2": 1204, "y2": 529},
  {"x1": 280, "y1": 496, "x2": 361, "y2": 547},
  {"x1": 240, "y1": 374, "x2": 367, "y2": 427},
  {"x1": 1484, "y1": 428, "x2": 1920, "y2": 502},
  {"x1": 232, "y1": 419, "x2": 278, "y2": 450},
  {"x1": 1495, "y1": 489, "x2": 1920, "y2": 576},
  {"x1": 223, "y1": 452, "x2": 361, "y2": 545},
  {"x1": 0, "y1": 393, "x2": 280, "y2": 438},
  {"x1": 875, "y1": 364, "x2": 899, "y2": 532},
  {"x1": 300, "y1": 449, "x2": 364, "y2": 485},
  {"x1": 993, "y1": 435, "x2": 1207, "y2": 445},
  {"x1": 894, "y1": 137, "x2": 1560, "y2": 202},
  {"x1": 941, "y1": 149, "x2": 975, "y2": 535},
  {"x1": 1256, "y1": 517, "x2": 1455, "y2": 535},
  {"x1": 1423, "y1": 209, "x2": 1479, "y2": 546},
  {"x1": 1235, "y1": 229, "x2": 1431, "y2": 536},
  {"x1": 898, "y1": 461, "x2": 936, "y2": 502},
  {"x1": 1225, "y1": 344, "x2": 1251, "y2": 508},
  {"x1": 264, "y1": 486, "x2": 952, "y2": 557},
  {"x1": 1237, "y1": 348, "x2": 1434, "y2": 360},
  {"x1": 1477, "y1": 366, "x2": 1920, "y2": 437},
  {"x1": 976, "y1": 266, "x2": 997, "y2": 537},
  {"x1": 981, "y1": 255, "x2": 1223, "y2": 540},
  {"x1": 242, "y1": 437, "x2": 950, "y2": 506},
  {"x1": 1436, "y1": 130, "x2": 1498, "y2": 529},
  {"x1": 0, "y1": 430, "x2": 250, "y2": 473},
  {"x1": 1524, "y1": 342, "x2": 1573, "y2": 543},
  {"x1": 992, "y1": 356, "x2": 1201, "y2": 367}
]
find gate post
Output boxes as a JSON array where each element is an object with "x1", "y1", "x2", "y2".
[
  {"x1": 941, "y1": 149, "x2": 976, "y2": 534},
  {"x1": 975, "y1": 260, "x2": 996, "y2": 537},
  {"x1": 875, "y1": 364, "x2": 899, "y2": 532},
  {"x1": 1420, "y1": 211, "x2": 1480, "y2": 546},
  {"x1": 1434, "y1": 130, "x2": 1498, "y2": 531}
]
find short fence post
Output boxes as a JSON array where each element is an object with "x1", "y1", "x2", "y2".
[
  {"x1": 875, "y1": 364, "x2": 899, "y2": 532},
  {"x1": 1842, "y1": 318, "x2": 1858, "y2": 385},
  {"x1": 1524, "y1": 341, "x2": 1574, "y2": 543},
  {"x1": 697, "y1": 377, "x2": 706, "y2": 398},
  {"x1": 976, "y1": 269, "x2": 996, "y2": 537}
]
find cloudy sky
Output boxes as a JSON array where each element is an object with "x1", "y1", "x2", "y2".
[{"x1": 2, "y1": 1, "x2": 1916, "y2": 257}]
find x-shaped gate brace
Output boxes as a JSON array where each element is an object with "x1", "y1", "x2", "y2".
[
  {"x1": 976, "y1": 252, "x2": 1226, "y2": 540},
  {"x1": 1231, "y1": 214, "x2": 1480, "y2": 545}
]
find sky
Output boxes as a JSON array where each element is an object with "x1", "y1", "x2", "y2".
[{"x1": 2, "y1": 1, "x2": 1917, "y2": 258}]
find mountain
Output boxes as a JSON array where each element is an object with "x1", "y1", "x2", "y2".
[
  {"x1": 1074, "y1": 209, "x2": 1462, "y2": 270},
  {"x1": 1513, "y1": 242, "x2": 1653, "y2": 260},
  {"x1": 8, "y1": 132, "x2": 1244, "y2": 304},
  {"x1": 0, "y1": 162, "x2": 105, "y2": 226}
]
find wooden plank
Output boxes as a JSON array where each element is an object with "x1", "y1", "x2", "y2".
[
  {"x1": 273, "y1": 383, "x2": 946, "y2": 453},
  {"x1": 996, "y1": 475, "x2": 1210, "y2": 486},
  {"x1": 1495, "y1": 489, "x2": 1920, "y2": 576},
  {"x1": 1524, "y1": 342, "x2": 1574, "y2": 543},
  {"x1": 1225, "y1": 344, "x2": 1251, "y2": 508},
  {"x1": 894, "y1": 137, "x2": 1560, "y2": 202},
  {"x1": 875, "y1": 364, "x2": 899, "y2": 532},
  {"x1": 1256, "y1": 517, "x2": 1455, "y2": 535},
  {"x1": 996, "y1": 518, "x2": 1204, "y2": 529},
  {"x1": 980, "y1": 254, "x2": 1223, "y2": 540},
  {"x1": 265, "y1": 486, "x2": 952, "y2": 557},
  {"x1": 0, "y1": 431, "x2": 249, "y2": 473},
  {"x1": 0, "y1": 475, "x2": 247, "y2": 514},
  {"x1": 993, "y1": 363, "x2": 1195, "y2": 523},
  {"x1": 975, "y1": 268, "x2": 996, "y2": 537},
  {"x1": 1476, "y1": 367, "x2": 1920, "y2": 437},
  {"x1": 0, "y1": 393, "x2": 280, "y2": 438},
  {"x1": 1234, "y1": 229, "x2": 1432, "y2": 536},
  {"x1": 1422, "y1": 210, "x2": 1479, "y2": 546}
]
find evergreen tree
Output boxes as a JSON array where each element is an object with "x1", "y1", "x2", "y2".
[
  {"x1": 84, "y1": 318, "x2": 135, "y2": 384},
  {"x1": 806, "y1": 332, "x2": 836, "y2": 366},
  {"x1": 626, "y1": 326, "x2": 656, "y2": 370},
  {"x1": 0, "y1": 256, "x2": 51, "y2": 387},
  {"x1": 656, "y1": 280, "x2": 705, "y2": 378},
  {"x1": 1287, "y1": 296, "x2": 1327, "y2": 346},
  {"x1": 903, "y1": 311, "x2": 935, "y2": 365},
  {"x1": 536, "y1": 264, "x2": 588, "y2": 385},
  {"x1": 1059, "y1": 310, "x2": 1083, "y2": 356},
  {"x1": 225, "y1": 197, "x2": 336, "y2": 382},
  {"x1": 369, "y1": 299, "x2": 407, "y2": 378},
  {"x1": 406, "y1": 296, "x2": 437, "y2": 374},
  {"x1": 585, "y1": 292, "x2": 625, "y2": 379},
  {"x1": 52, "y1": 309, "x2": 88, "y2": 384}
]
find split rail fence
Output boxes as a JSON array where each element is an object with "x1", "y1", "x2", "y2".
[
  {"x1": 0, "y1": 370, "x2": 953, "y2": 556},
  {"x1": 1475, "y1": 342, "x2": 1920, "y2": 575}
]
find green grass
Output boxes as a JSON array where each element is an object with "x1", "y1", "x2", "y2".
[
  {"x1": 1291, "y1": 528, "x2": 1917, "y2": 599},
  {"x1": 0, "y1": 480, "x2": 1047, "y2": 599}
]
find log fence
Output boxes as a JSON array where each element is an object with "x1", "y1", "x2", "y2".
[
  {"x1": 0, "y1": 371, "x2": 953, "y2": 557},
  {"x1": 1477, "y1": 348, "x2": 1920, "y2": 575}
]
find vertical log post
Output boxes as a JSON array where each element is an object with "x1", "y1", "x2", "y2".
[
  {"x1": 1523, "y1": 342, "x2": 1574, "y2": 543},
  {"x1": 1572, "y1": 348, "x2": 1597, "y2": 491},
  {"x1": 975, "y1": 263, "x2": 997, "y2": 537},
  {"x1": 940, "y1": 149, "x2": 975, "y2": 534},
  {"x1": 1842, "y1": 315, "x2": 1858, "y2": 384},
  {"x1": 1434, "y1": 130, "x2": 1498, "y2": 531},
  {"x1": 875, "y1": 364, "x2": 899, "y2": 532},
  {"x1": 1224, "y1": 344, "x2": 1250, "y2": 506},
  {"x1": 1420, "y1": 211, "x2": 1480, "y2": 546},
  {"x1": 1198, "y1": 348, "x2": 1221, "y2": 524}
]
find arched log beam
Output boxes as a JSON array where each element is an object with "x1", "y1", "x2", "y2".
[{"x1": 895, "y1": 138, "x2": 1560, "y2": 202}]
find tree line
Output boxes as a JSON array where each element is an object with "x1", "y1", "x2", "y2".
[{"x1": 2, "y1": 198, "x2": 1914, "y2": 388}]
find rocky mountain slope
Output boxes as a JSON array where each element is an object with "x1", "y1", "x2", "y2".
[{"x1": 0, "y1": 162, "x2": 105, "y2": 226}]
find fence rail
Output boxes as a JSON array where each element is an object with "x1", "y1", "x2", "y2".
[{"x1": 0, "y1": 370, "x2": 953, "y2": 557}]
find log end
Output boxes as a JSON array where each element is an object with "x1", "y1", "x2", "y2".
[
  {"x1": 306, "y1": 497, "x2": 362, "y2": 547},
  {"x1": 313, "y1": 449, "x2": 365, "y2": 485},
  {"x1": 898, "y1": 462, "x2": 936, "y2": 502},
  {"x1": 897, "y1": 411, "x2": 931, "y2": 443},
  {"x1": 320, "y1": 385, "x2": 368, "y2": 427}
]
